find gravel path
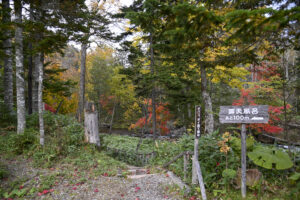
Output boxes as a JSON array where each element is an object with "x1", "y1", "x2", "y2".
[
  {"x1": 47, "y1": 174, "x2": 180, "y2": 200},
  {"x1": 1, "y1": 157, "x2": 184, "y2": 200}
]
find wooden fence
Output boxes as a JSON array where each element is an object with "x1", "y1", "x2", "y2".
[{"x1": 106, "y1": 146, "x2": 156, "y2": 166}]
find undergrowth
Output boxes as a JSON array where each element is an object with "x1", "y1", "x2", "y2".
[
  {"x1": 0, "y1": 112, "x2": 84, "y2": 167},
  {"x1": 101, "y1": 133, "x2": 298, "y2": 199},
  {"x1": 0, "y1": 112, "x2": 298, "y2": 199}
]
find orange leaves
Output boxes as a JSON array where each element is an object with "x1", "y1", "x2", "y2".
[
  {"x1": 130, "y1": 99, "x2": 172, "y2": 135},
  {"x1": 234, "y1": 86, "x2": 290, "y2": 134}
]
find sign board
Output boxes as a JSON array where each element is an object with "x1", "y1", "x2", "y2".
[
  {"x1": 219, "y1": 105, "x2": 269, "y2": 124},
  {"x1": 195, "y1": 106, "x2": 201, "y2": 138}
]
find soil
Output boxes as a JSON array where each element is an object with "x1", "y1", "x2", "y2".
[{"x1": 0, "y1": 156, "x2": 184, "y2": 200}]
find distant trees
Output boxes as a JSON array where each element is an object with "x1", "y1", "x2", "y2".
[
  {"x1": 119, "y1": 0, "x2": 299, "y2": 135},
  {"x1": 0, "y1": 0, "x2": 101, "y2": 143}
]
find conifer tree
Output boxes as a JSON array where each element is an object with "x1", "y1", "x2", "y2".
[{"x1": 2, "y1": 0, "x2": 13, "y2": 113}]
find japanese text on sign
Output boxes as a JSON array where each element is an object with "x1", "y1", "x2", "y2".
[
  {"x1": 195, "y1": 106, "x2": 201, "y2": 138},
  {"x1": 219, "y1": 105, "x2": 269, "y2": 124}
]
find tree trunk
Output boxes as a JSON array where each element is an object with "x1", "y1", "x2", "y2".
[
  {"x1": 78, "y1": 42, "x2": 87, "y2": 122},
  {"x1": 27, "y1": 2, "x2": 34, "y2": 115},
  {"x1": 2, "y1": 0, "x2": 14, "y2": 113},
  {"x1": 84, "y1": 102, "x2": 100, "y2": 147},
  {"x1": 109, "y1": 99, "x2": 116, "y2": 134},
  {"x1": 37, "y1": 53, "x2": 44, "y2": 146},
  {"x1": 32, "y1": 3, "x2": 40, "y2": 113},
  {"x1": 32, "y1": 54, "x2": 39, "y2": 112},
  {"x1": 150, "y1": 33, "x2": 157, "y2": 137},
  {"x1": 15, "y1": 0, "x2": 26, "y2": 134},
  {"x1": 282, "y1": 53, "x2": 289, "y2": 140},
  {"x1": 201, "y1": 65, "x2": 214, "y2": 134}
]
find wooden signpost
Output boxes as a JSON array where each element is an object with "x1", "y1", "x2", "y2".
[
  {"x1": 219, "y1": 105, "x2": 269, "y2": 198},
  {"x1": 193, "y1": 106, "x2": 207, "y2": 200}
]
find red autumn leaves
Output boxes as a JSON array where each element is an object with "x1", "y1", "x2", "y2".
[
  {"x1": 131, "y1": 99, "x2": 172, "y2": 135},
  {"x1": 233, "y1": 87, "x2": 290, "y2": 134},
  {"x1": 38, "y1": 189, "x2": 54, "y2": 196}
]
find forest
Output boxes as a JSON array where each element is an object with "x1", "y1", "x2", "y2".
[{"x1": 0, "y1": 0, "x2": 300, "y2": 199}]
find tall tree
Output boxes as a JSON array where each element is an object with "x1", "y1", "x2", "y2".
[
  {"x1": 2, "y1": 0, "x2": 13, "y2": 113},
  {"x1": 76, "y1": 0, "x2": 112, "y2": 122},
  {"x1": 120, "y1": 0, "x2": 165, "y2": 136},
  {"x1": 14, "y1": 0, "x2": 26, "y2": 133},
  {"x1": 27, "y1": 2, "x2": 34, "y2": 114},
  {"x1": 78, "y1": 41, "x2": 87, "y2": 122},
  {"x1": 37, "y1": 52, "x2": 44, "y2": 145}
]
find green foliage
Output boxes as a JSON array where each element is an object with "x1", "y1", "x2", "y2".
[
  {"x1": 38, "y1": 174, "x2": 56, "y2": 192},
  {"x1": 289, "y1": 172, "x2": 300, "y2": 181},
  {"x1": 102, "y1": 134, "x2": 154, "y2": 154},
  {"x1": 102, "y1": 133, "x2": 240, "y2": 190},
  {"x1": 2, "y1": 112, "x2": 84, "y2": 167},
  {"x1": 44, "y1": 63, "x2": 76, "y2": 97},
  {"x1": 288, "y1": 172, "x2": 300, "y2": 199},
  {"x1": 222, "y1": 168, "x2": 237, "y2": 180},
  {"x1": 102, "y1": 134, "x2": 155, "y2": 166},
  {"x1": 222, "y1": 168, "x2": 237, "y2": 191},
  {"x1": 230, "y1": 135, "x2": 255, "y2": 152},
  {"x1": 248, "y1": 145, "x2": 293, "y2": 170},
  {"x1": 0, "y1": 100, "x2": 17, "y2": 127},
  {"x1": 0, "y1": 164, "x2": 9, "y2": 179},
  {"x1": 7, "y1": 129, "x2": 38, "y2": 155}
]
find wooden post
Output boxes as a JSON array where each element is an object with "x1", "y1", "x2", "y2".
[
  {"x1": 195, "y1": 160, "x2": 207, "y2": 200},
  {"x1": 192, "y1": 105, "x2": 201, "y2": 184},
  {"x1": 184, "y1": 152, "x2": 187, "y2": 182},
  {"x1": 241, "y1": 124, "x2": 247, "y2": 198},
  {"x1": 84, "y1": 102, "x2": 100, "y2": 147},
  {"x1": 192, "y1": 106, "x2": 207, "y2": 200},
  {"x1": 192, "y1": 146, "x2": 198, "y2": 184}
]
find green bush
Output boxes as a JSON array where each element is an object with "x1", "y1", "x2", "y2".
[
  {"x1": 2, "y1": 112, "x2": 84, "y2": 167},
  {"x1": 7, "y1": 128, "x2": 38, "y2": 155},
  {"x1": 0, "y1": 100, "x2": 17, "y2": 127},
  {"x1": 0, "y1": 164, "x2": 9, "y2": 179}
]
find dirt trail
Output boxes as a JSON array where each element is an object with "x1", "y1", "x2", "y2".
[{"x1": 0, "y1": 157, "x2": 184, "y2": 200}]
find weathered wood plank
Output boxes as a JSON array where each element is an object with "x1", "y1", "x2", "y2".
[{"x1": 163, "y1": 151, "x2": 193, "y2": 168}]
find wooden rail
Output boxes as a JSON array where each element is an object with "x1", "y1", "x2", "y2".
[
  {"x1": 163, "y1": 151, "x2": 193, "y2": 182},
  {"x1": 261, "y1": 134, "x2": 300, "y2": 146},
  {"x1": 106, "y1": 146, "x2": 156, "y2": 166}
]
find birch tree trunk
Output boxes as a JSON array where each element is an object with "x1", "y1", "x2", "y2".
[
  {"x1": 201, "y1": 65, "x2": 214, "y2": 134},
  {"x1": 15, "y1": 0, "x2": 26, "y2": 134},
  {"x1": 37, "y1": 53, "x2": 45, "y2": 146},
  {"x1": 2, "y1": 0, "x2": 14, "y2": 113},
  {"x1": 78, "y1": 42, "x2": 87, "y2": 122},
  {"x1": 150, "y1": 33, "x2": 157, "y2": 137},
  {"x1": 27, "y1": 2, "x2": 34, "y2": 115}
]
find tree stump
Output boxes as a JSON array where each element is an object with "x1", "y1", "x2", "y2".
[{"x1": 84, "y1": 102, "x2": 100, "y2": 147}]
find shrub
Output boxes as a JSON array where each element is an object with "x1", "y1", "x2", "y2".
[
  {"x1": 3, "y1": 112, "x2": 84, "y2": 167},
  {"x1": 0, "y1": 164, "x2": 9, "y2": 179},
  {"x1": 7, "y1": 128, "x2": 38, "y2": 155},
  {"x1": 0, "y1": 100, "x2": 17, "y2": 127}
]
